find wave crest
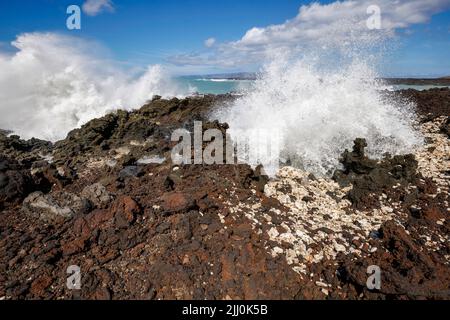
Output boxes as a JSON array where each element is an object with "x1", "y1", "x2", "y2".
[{"x1": 0, "y1": 33, "x2": 185, "y2": 141}]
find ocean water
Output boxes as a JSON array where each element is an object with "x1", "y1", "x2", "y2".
[
  {"x1": 175, "y1": 76, "x2": 449, "y2": 95},
  {"x1": 176, "y1": 76, "x2": 254, "y2": 95}
]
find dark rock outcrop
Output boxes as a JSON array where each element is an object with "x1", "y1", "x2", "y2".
[
  {"x1": 1, "y1": 90, "x2": 448, "y2": 300},
  {"x1": 333, "y1": 138, "x2": 419, "y2": 209}
]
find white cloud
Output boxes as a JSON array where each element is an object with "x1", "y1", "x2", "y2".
[
  {"x1": 204, "y1": 37, "x2": 216, "y2": 48},
  {"x1": 168, "y1": 0, "x2": 450, "y2": 68},
  {"x1": 82, "y1": 0, "x2": 114, "y2": 16}
]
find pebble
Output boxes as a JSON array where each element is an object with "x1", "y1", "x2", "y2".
[{"x1": 315, "y1": 281, "x2": 328, "y2": 287}]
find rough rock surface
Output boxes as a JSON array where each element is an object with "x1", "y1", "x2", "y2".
[
  {"x1": 332, "y1": 138, "x2": 419, "y2": 209},
  {"x1": 400, "y1": 88, "x2": 450, "y2": 121},
  {"x1": 0, "y1": 90, "x2": 448, "y2": 300},
  {"x1": 81, "y1": 183, "x2": 113, "y2": 209},
  {"x1": 22, "y1": 191, "x2": 91, "y2": 223}
]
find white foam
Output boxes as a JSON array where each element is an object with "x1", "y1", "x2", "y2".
[
  {"x1": 215, "y1": 56, "x2": 423, "y2": 176},
  {"x1": 0, "y1": 32, "x2": 186, "y2": 141}
]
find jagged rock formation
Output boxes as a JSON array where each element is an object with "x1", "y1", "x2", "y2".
[{"x1": 0, "y1": 90, "x2": 448, "y2": 300}]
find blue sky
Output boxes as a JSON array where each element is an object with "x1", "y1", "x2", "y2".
[{"x1": 0, "y1": 0, "x2": 449, "y2": 76}]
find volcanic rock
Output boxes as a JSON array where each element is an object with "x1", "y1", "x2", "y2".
[
  {"x1": 22, "y1": 191, "x2": 91, "y2": 222},
  {"x1": 81, "y1": 183, "x2": 113, "y2": 208},
  {"x1": 333, "y1": 138, "x2": 419, "y2": 209},
  {"x1": 112, "y1": 196, "x2": 140, "y2": 228},
  {"x1": 441, "y1": 117, "x2": 450, "y2": 138},
  {"x1": 159, "y1": 192, "x2": 196, "y2": 214},
  {"x1": 0, "y1": 156, "x2": 35, "y2": 208},
  {"x1": 1, "y1": 91, "x2": 448, "y2": 300}
]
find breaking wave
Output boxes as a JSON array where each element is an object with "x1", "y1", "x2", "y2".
[
  {"x1": 215, "y1": 54, "x2": 423, "y2": 176},
  {"x1": 0, "y1": 32, "x2": 186, "y2": 141}
]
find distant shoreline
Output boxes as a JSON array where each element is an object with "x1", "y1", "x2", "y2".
[
  {"x1": 191, "y1": 73, "x2": 450, "y2": 85},
  {"x1": 382, "y1": 78, "x2": 450, "y2": 86}
]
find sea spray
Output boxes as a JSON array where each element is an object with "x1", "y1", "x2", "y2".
[
  {"x1": 214, "y1": 56, "x2": 423, "y2": 176},
  {"x1": 0, "y1": 32, "x2": 187, "y2": 141}
]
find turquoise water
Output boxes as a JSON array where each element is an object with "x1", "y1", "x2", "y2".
[
  {"x1": 176, "y1": 76, "x2": 450, "y2": 95},
  {"x1": 176, "y1": 76, "x2": 254, "y2": 94}
]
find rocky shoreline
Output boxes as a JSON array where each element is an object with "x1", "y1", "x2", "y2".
[{"x1": 1, "y1": 89, "x2": 449, "y2": 300}]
